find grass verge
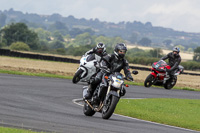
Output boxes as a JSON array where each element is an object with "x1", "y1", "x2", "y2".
[
  {"x1": 0, "y1": 69, "x2": 73, "y2": 79},
  {"x1": 115, "y1": 98, "x2": 200, "y2": 131},
  {"x1": 0, "y1": 126, "x2": 45, "y2": 133},
  {"x1": 124, "y1": 81, "x2": 199, "y2": 91}
]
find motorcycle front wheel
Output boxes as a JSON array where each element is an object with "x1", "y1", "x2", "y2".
[
  {"x1": 144, "y1": 74, "x2": 155, "y2": 87},
  {"x1": 164, "y1": 76, "x2": 177, "y2": 90},
  {"x1": 102, "y1": 95, "x2": 119, "y2": 119},
  {"x1": 72, "y1": 69, "x2": 83, "y2": 84},
  {"x1": 83, "y1": 102, "x2": 96, "y2": 116}
]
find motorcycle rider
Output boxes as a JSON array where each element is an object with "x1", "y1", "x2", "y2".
[
  {"x1": 84, "y1": 42, "x2": 107, "y2": 63},
  {"x1": 161, "y1": 47, "x2": 182, "y2": 77},
  {"x1": 84, "y1": 43, "x2": 133, "y2": 99}
]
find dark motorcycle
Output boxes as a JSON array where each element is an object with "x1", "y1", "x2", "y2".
[
  {"x1": 82, "y1": 71, "x2": 138, "y2": 119},
  {"x1": 144, "y1": 60, "x2": 184, "y2": 89}
]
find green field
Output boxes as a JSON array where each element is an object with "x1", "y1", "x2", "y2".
[{"x1": 115, "y1": 98, "x2": 200, "y2": 131}]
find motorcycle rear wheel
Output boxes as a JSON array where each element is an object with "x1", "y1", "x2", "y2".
[
  {"x1": 72, "y1": 69, "x2": 83, "y2": 84},
  {"x1": 144, "y1": 74, "x2": 155, "y2": 87},
  {"x1": 83, "y1": 102, "x2": 96, "y2": 116},
  {"x1": 164, "y1": 76, "x2": 177, "y2": 90},
  {"x1": 102, "y1": 95, "x2": 119, "y2": 119}
]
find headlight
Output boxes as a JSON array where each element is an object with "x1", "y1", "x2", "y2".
[{"x1": 111, "y1": 77, "x2": 123, "y2": 89}]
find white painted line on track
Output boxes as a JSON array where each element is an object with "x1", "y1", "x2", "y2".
[
  {"x1": 72, "y1": 98, "x2": 84, "y2": 106},
  {"x1": 72, "y1": 98, "x2": 200, "y2": 133}
]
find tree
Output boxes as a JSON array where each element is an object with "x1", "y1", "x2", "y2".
[
  {"x1": 190, "y1": 43, "x2": 199, "y2": 49},
  {"x1": 138, "y1": 37, "x2": 152, "y2": 46},
  {"x1": 56, "y1": 48, "x2": 66, "y2": 55},
  {"x1": 95, "y1": 36, "x2": 110, "y2": 46},
  {"x1": 163, "y1": 39, "x2": 172, "y2": 46},
  {"x1": 187, "y1": 48, "x2": 193, "y2": 53},
  {"x1": 175, "y1": 45, "x2": 185, "y2": 52},
  {"x1": 50, "y1": 40, "x2": 65, "y2": 49},
  {"x1": 111, "y1": 37, "x2": 125, "y2": 47},
  {"x1": 94, "y1": 36, "x2": 125, "y2": 48},
  {"x1": 0, "y1": 13, "x2": 7, "y2": 27},
  {"x1": 53, "y1": 31, "x2": 64, "y2": 42},
  {"x1": 72, "y1": 32, "x2": 93, "y2": 46},
  {"x1": 149, "y1": 48, "x2": 163, "y2": 58},
  {"x1": 39, "y1": 40, "x2": 49, "y2": 51},
  {"x1": 193, "y1": 47, "x2": 200, "y2": 62},
  {"x1": 126, "y1": 47, "x2": 149, "y2": 57},
  {"x1": 48, "y1": 21, "x2": 69, "y2": 35},
  {"x1": 34, "y1": 28, "x2": 51, "y2": 41},
  {"x1": 69, "y1": 28, "x2": 83, "y2": 38},
  {"x1": 83, "y1": 28, "x2": 95, "y2": 35},
  {"x1": 66, "y1": 44, "x2": 95, "y2": 56},
  {"x1": 10, "y1": 42, "x2": 30, "y2": 51},
  {"x1": 128, "y1": 32, "x2": 138, "y2": 44},
  {"x1": 0, "y1": 36, "x2": 6, "y2": 48},
  {"x1": 0, "y1": 23, "x2": 40, "y2": 50}
]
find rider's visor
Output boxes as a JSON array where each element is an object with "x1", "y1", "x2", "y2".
[
  {"x1": 119, "y1": 50, "x2": 126, "y2": 54},
  {"x1": 97, "y1": 48, "x2": 103, "y2": 53}
]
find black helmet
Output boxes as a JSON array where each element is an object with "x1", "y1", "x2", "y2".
[
  {"x1": 173, "y1": 47, "x2": 180, "y2": 56},
  {"x1": 114, "y1": 43, "x2": 127, "y2": 58},
  {"x1": 96, "y1": 42, "x2": 106, "y2": 54}
]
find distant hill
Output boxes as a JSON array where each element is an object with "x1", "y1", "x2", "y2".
[{"x1": 1, "y1": 8, "x2": 200, "y2": 50}]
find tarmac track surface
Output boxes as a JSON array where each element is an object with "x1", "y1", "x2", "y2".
[{"x1": 0, "y1": 74, "x2": 199, "y2": 133}]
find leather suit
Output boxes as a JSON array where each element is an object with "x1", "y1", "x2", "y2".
[
  {"x1": 90, "y1": 53, "x2": 133, "y2": 89},
  {"x1": 161, "y1": 52, "x2": 181, "y2": 75}
]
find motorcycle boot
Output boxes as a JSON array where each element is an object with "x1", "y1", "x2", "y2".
[
  {"x1": 84, "y1": 84, "x2": 95, "y2": 99},
  {"x1": 92, "y1": 86, "x2": 100, "y2": 104},
  {"x1": 84, "y1": 72, "x2": 102, "y2": 99}
]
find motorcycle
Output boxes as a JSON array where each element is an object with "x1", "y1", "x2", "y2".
[
  {"x1": 144, "y1": 60, "x2": 184, "y2": 89},
  {"x1": 72, "y1": 54, "x2": 100, "y2": 84},
  {"x1": 82, "y1": 70, "x2": 138, "y2": 119}
]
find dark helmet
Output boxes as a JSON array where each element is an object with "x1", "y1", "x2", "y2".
[
  {"x1": 173, "y1": 47, "x2": 180, "y2": 56},
  {"x1": 114, "y1": 43, "x2": 127, "y2": 58},
  {"x1": 96, "y1": 42, "x2": 106, "y2": 54}
]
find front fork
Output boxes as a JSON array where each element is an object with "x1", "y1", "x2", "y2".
[
  {"x1": 84, "y1": 81, "x2": 120, "y2": 112},
  {"x1": 106, "y1": 81, "x2": 112, "y2": 95},
  {"x1": 106, "y1": 81, "x2": 120, "y2": 95},
  {"x1": 150, "y1": 72, "x2": 158, "y2": 85},
  {"x1": 105, "y1": 81, "x2": 120, "y2": 103}
]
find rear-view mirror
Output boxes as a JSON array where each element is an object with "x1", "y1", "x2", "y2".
[{"x1": 132, "y1": 70, "x2": 138, "y2": 75}]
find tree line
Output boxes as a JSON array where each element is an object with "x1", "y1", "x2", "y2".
[
  {"x1": 0, "y1": 22, "x2": 200, "y2": 70},
  {"x1": 1, "y1": 8, "x2": 200, "y2": 50}
]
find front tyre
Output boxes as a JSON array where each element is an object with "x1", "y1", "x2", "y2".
[
  {"x1": 164, "y1": 76, "x2": 177, "y2": 90},
  {"x1": 72, "y1": 69, "x2": 83, "y2": 84},
  {"x1": 102, "y1": 95, "x2": 119, "y2": 119},
  {"x1": 83, "y1": 102, "x2": 96, "y2": 116},
  {"x1": 144, "y1": 74, "x2": 155, "y2": 87}
]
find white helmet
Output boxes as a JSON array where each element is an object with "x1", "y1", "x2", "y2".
[{"x1": 96, "y1": 42, "x2": 106, "y2": 54}]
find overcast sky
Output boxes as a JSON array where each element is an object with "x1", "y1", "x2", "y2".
[{"x1": 1, "y1": 0, "x2": 200, "y2": 33}]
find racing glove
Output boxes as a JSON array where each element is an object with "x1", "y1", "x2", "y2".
[{"x1": 126, "y1": 73, "x2": 133, "y2": 81}]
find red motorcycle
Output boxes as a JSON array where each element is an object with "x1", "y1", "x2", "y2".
[{"x1": 144, "y1": 60, "x2": 184, "y2": 89}]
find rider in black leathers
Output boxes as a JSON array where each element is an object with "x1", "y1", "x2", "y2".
[
  {"x1": 84, "y1": 43, "x2": 133, "y2": 99},
  {"x1": 161, "y1": 47, "x2": 182, "y2": 77}
]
